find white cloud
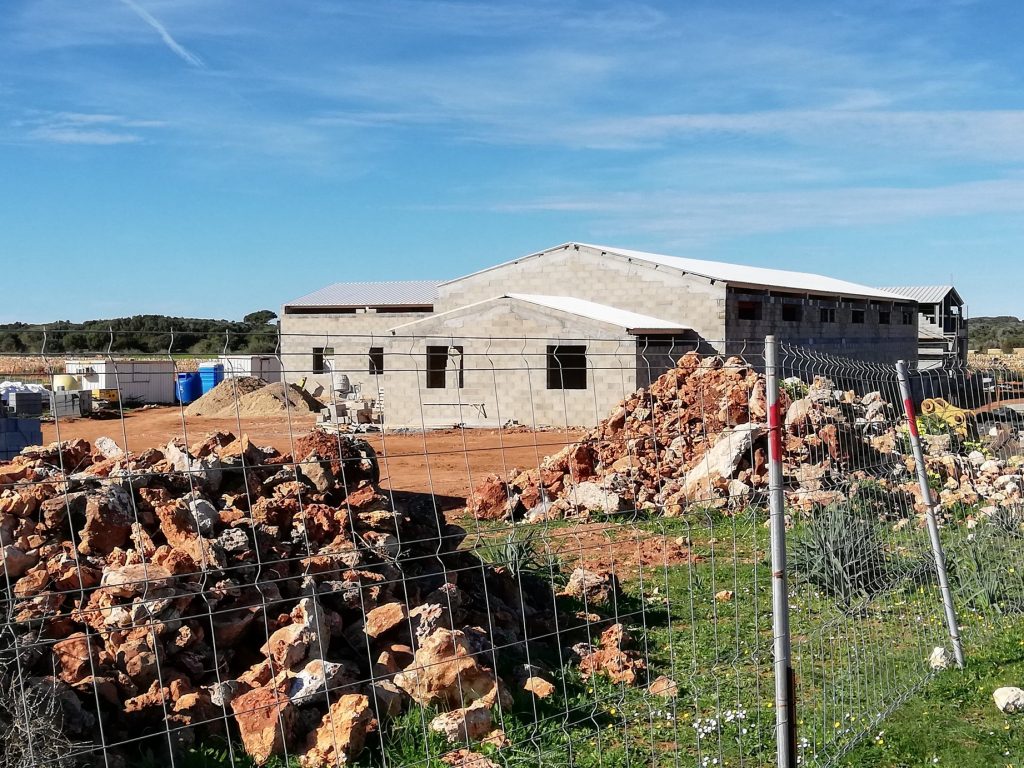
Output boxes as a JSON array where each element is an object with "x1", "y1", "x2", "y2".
[
  {"x1": 28, "y1": 126, "x2": 141, "y2": 144},
  {"x1": 16, "y1": 111, "x2": 163, "y2": 145},
  {"x1": 492, "y1": 177, "x2": 1024, "y2": 241},
  {"x1": 526, "y1": 109, "x2": 1024, "y2": 158},
  {"x1": 117, "y1": 0, "x2": 204, "y2": 67}
]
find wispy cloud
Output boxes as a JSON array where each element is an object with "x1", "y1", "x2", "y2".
[
  {"x1": 490, "y1": 177, "x2": 1024, "y2": 243},
  {"x1": 17, "y1": 111, "x2": 161, "y2": 145},
  {"x1": 117, "y1": 0, "x2": 204, "y2": 68},
  {"x1": 28, "y1": 125, "x2": 141, "y2": 145},
  {"x1": 524, "y1": 109, "x2": 1024, "y2": 158}
]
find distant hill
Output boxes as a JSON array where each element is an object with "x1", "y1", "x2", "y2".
[
  {"x1": 0, "y1": 311, "x2": 278, "y2": 355},
  {"x1": 970, "y1": 315, "x2": 1024, "y2": 353}
]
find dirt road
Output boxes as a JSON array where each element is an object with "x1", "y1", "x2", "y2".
[{"x1": 41, "y1": 407, "x2": 582, "y2": 502}]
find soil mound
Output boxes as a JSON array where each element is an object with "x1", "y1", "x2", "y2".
[
  {"x1": 231, "y1": 380, "x2": 324, "y2": 418},
  {"x1": 184, "y1": 376, "x2": 266, "y2": 416}
]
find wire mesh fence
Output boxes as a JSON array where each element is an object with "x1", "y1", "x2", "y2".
[{"x1": 0, "y1": 329, "x2": 1020, "y2": 768}]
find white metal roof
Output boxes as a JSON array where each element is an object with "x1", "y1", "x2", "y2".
[
  {"x1": 576, "y1": 244, "x2": 913, "y2": 301},
  {"x1": 389, "y1": 294, "x2": 688, "y2": 334},
  {"x1": 876, "y1": 285, "x2": 959, "y2": 305},
  {"x1": 508, "y1": 294, "x2": 686, "y2": 332},
  {"x1": 284, "y1": 280, "x2": 441, "y2": 308},
  {"x1": 444, "y1": 242, "x2": 913, "y2": 302}
]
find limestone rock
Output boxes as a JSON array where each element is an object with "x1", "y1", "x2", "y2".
[
  {"x1": 299, "y1": 694, "x2": 374, "y2": 767},
  {"x1": 394, "y1": 628, "x2": 505, "y2": 709},
  {"x1": 431, "y1": 700, "x2": 493, "y2": 743},
  {"x1": 79, "y1": 484, "x2": 134, "y2": 555},
  {"x1": 365, "y1": 601, "x2": 409, "y2": 639},
  {"x1": 231, "y1": 684, "x2": 298, "y2": 765},
  {"x1": 648, "y1": 675, "x2": 678, "y2": 698},
  {"x1": 1, "y1": 544, "x2": 37, "y2": 578},
  {"x1": 928, "y1": 646, "x2": 952, "y2": 671},
  {"x1": 465, "y1": 474, "x2": 513, "y2": 521},
  {"x1": 994, "y1": 686, "x2": 1024, "y2": 714},
  {"x1": 560, "y1": 568, "x2": 621, "y2": 607}
]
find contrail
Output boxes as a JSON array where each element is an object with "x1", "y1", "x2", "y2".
[{"x1": 118, "y1": 0, "x2": 204, "y2": 68}]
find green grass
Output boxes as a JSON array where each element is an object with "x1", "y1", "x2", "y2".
[
  {"x1": 841, "y1": 616, "x2": 1024, "y2": 767},
  {"x1": 134, "y1": 506, "x2": 1024, "y2": 768}
]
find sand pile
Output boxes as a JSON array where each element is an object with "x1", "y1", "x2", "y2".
[
  {"x1": 185, "y1": 377, "x2": 323, "y2": 418},
  {"x1": 184, "y1": 376, "x2": 266, "y2": 416},
  {"x1": 231, "y1": 380, "x2": 324, "y2": 418}
]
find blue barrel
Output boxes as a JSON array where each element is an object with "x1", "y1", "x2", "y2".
[
  {"x1": 175, "y1": 372, "x2": 201, "y2": 404},
  {"x1": 198, "y1": 363, "x2": 225, "y2": 394}
]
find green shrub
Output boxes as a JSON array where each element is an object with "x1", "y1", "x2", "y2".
[
  {"x1": 789, "y1": 505, "x2": 893, "y2": 612},
  {"x1": 781, "y1": 377, "x2": 809, "y2": 401}
]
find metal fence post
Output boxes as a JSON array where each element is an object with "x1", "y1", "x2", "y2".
[
  {"x1": 895, "y1": 359, "x2": 966, "y2": 668},
  {"x1": 766, "y1": 336, "x2": 797, "y2": 768}
]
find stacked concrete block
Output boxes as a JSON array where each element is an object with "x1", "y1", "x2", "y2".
[
  {"x1": 0, "y1": 414, "x2": 42, "y2": 460},
  {"x1": 380, "y1": 303, "x2": 647, "y2": 429},
  {"x1": 433, "y1": 245, "x2": 728, "y2": 345}
]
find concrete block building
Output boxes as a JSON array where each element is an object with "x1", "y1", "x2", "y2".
[
  {"x1": 280, "y1": 280, "x2": 441, "y2": 398},
  {"x1": 281, "y1": 242, "x2": 919, "y2": 427},
  {"x1": 877, "y1": 285, "x2": 968, "y2": 369}
]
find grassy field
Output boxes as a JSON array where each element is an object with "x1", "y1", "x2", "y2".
[
  {"x1": 129, "y1": 505, "x2": 1019, "y2": 768},
  {"x1": 841, "y1": 614, "x2": 1024, "y2": 767}
]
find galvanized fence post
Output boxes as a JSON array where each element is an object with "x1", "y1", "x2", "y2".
[
  {"x1": 895, "y1": 359, "x2": 966, "y2": 668},
  {"x1": 766, "y1": 336, "x2": 797, "y2": 768}
]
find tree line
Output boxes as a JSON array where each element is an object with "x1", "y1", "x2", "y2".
[
  {"x1": 970, "y1": 316, "x2": 1024, "y2": 354},
  {"x1": 0, "y1": 311, "x2": 279, "y2": 355}
]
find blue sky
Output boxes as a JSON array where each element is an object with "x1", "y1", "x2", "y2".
[{"x1": 2, "y1": 0, "x2": 1023, "y2": 322}]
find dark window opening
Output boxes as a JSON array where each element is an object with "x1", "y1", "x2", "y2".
[
  {"x1": 879, "y1": 311, "x2": 891, "y2": 325},
  {"x1": 312, "y1": 347, "x2": 334, "y2": 374},
  {"x1": 820, "y1": 308, "x2": 836, "y2": 323},
  {"x1": 547, "y1": 345, "x2": 587, "y2": 390},
  {"x1": 902, "y1": 311, "x2": 915, "y2": 325},
  {"x1": 636, "y1": 335, "x2": 694, "y2": 388},
  {"x1": 368, "y1": 347, "x2": 384, "y2": 375},
  {"x1": 852, "y1": 309, "x2": 865, "y2": 324},
  {"x1": 782, "y1": 304, "x2": 803, "y2": 322},
  {"x1": 426, "y1": 345, "x2": 463, "y2": 389},
  {"x1": 737, "y1": 300, "x2": 761, "y2": 321}
]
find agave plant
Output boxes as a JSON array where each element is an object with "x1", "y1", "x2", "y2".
[{"x1": 789, "y1": 505, "x2": 893, "y2": 613}]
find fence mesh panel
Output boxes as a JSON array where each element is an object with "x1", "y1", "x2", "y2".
[
  {"x1": 0, "y1": 330, "x2": 1019, "y2": 767},
  {"x1": 776, "y1": 345, "x2": 954, "y2": 765}
]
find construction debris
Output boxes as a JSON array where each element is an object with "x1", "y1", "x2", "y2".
[
  {"x1": 467, "y1": 351, "x2": 1024, "y2": 521},
  {"x1": 0, "y1": 428, "x2": 574, "y2": 765}
]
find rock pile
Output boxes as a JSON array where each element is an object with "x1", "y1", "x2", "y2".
[
  {"x1": 467, "y1": 352, "x2": 1023, "y2": 521},
  {"x1": 0, "y1": 428, "x2": 574, "y2": 765}
]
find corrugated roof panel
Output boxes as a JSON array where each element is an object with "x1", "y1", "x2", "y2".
[
  {"x1": 875, "y1": 286, "x2": 955, "y2": 304},
  {"x1": 285, "y1": 280, "x2": 441, "y2": 308}
]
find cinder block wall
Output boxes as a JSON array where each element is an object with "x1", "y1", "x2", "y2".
[
  {"x1": 279, "y1": 312, "x2": 432, "y2": 398},
  {"x1": 724, "y1": 290, "x2": 920, "y2": 364},
  {"x1": 437, "y1": 244, "x2": 729, "y2": 348},
  {"x1": 380, "y1": 302, "x2": 642, "y2": 429}
]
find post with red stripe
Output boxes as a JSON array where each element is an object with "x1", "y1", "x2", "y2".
[
  {"x1": 766, "y1": 336, "x2": 797, "y2": 768},
  {"x1": 896, "y1": 360, "x2": 965, "y2": 668}
]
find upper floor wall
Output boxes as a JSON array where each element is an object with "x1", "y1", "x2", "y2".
[{"x1": 436, "y1": 244, "x2": 729, "y2": 346}]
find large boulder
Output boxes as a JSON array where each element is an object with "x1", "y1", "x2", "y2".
[{"x1": 683, "y1": 423, "x2": 765, "y2": 502}]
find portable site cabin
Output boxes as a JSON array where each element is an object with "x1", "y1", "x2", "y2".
[
  {"x1": 64, "y1": 359, "x2": 177, "y2": 404},
  {"x1": 218, "y1": 355, "x2": 283, "y2": 383}
]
